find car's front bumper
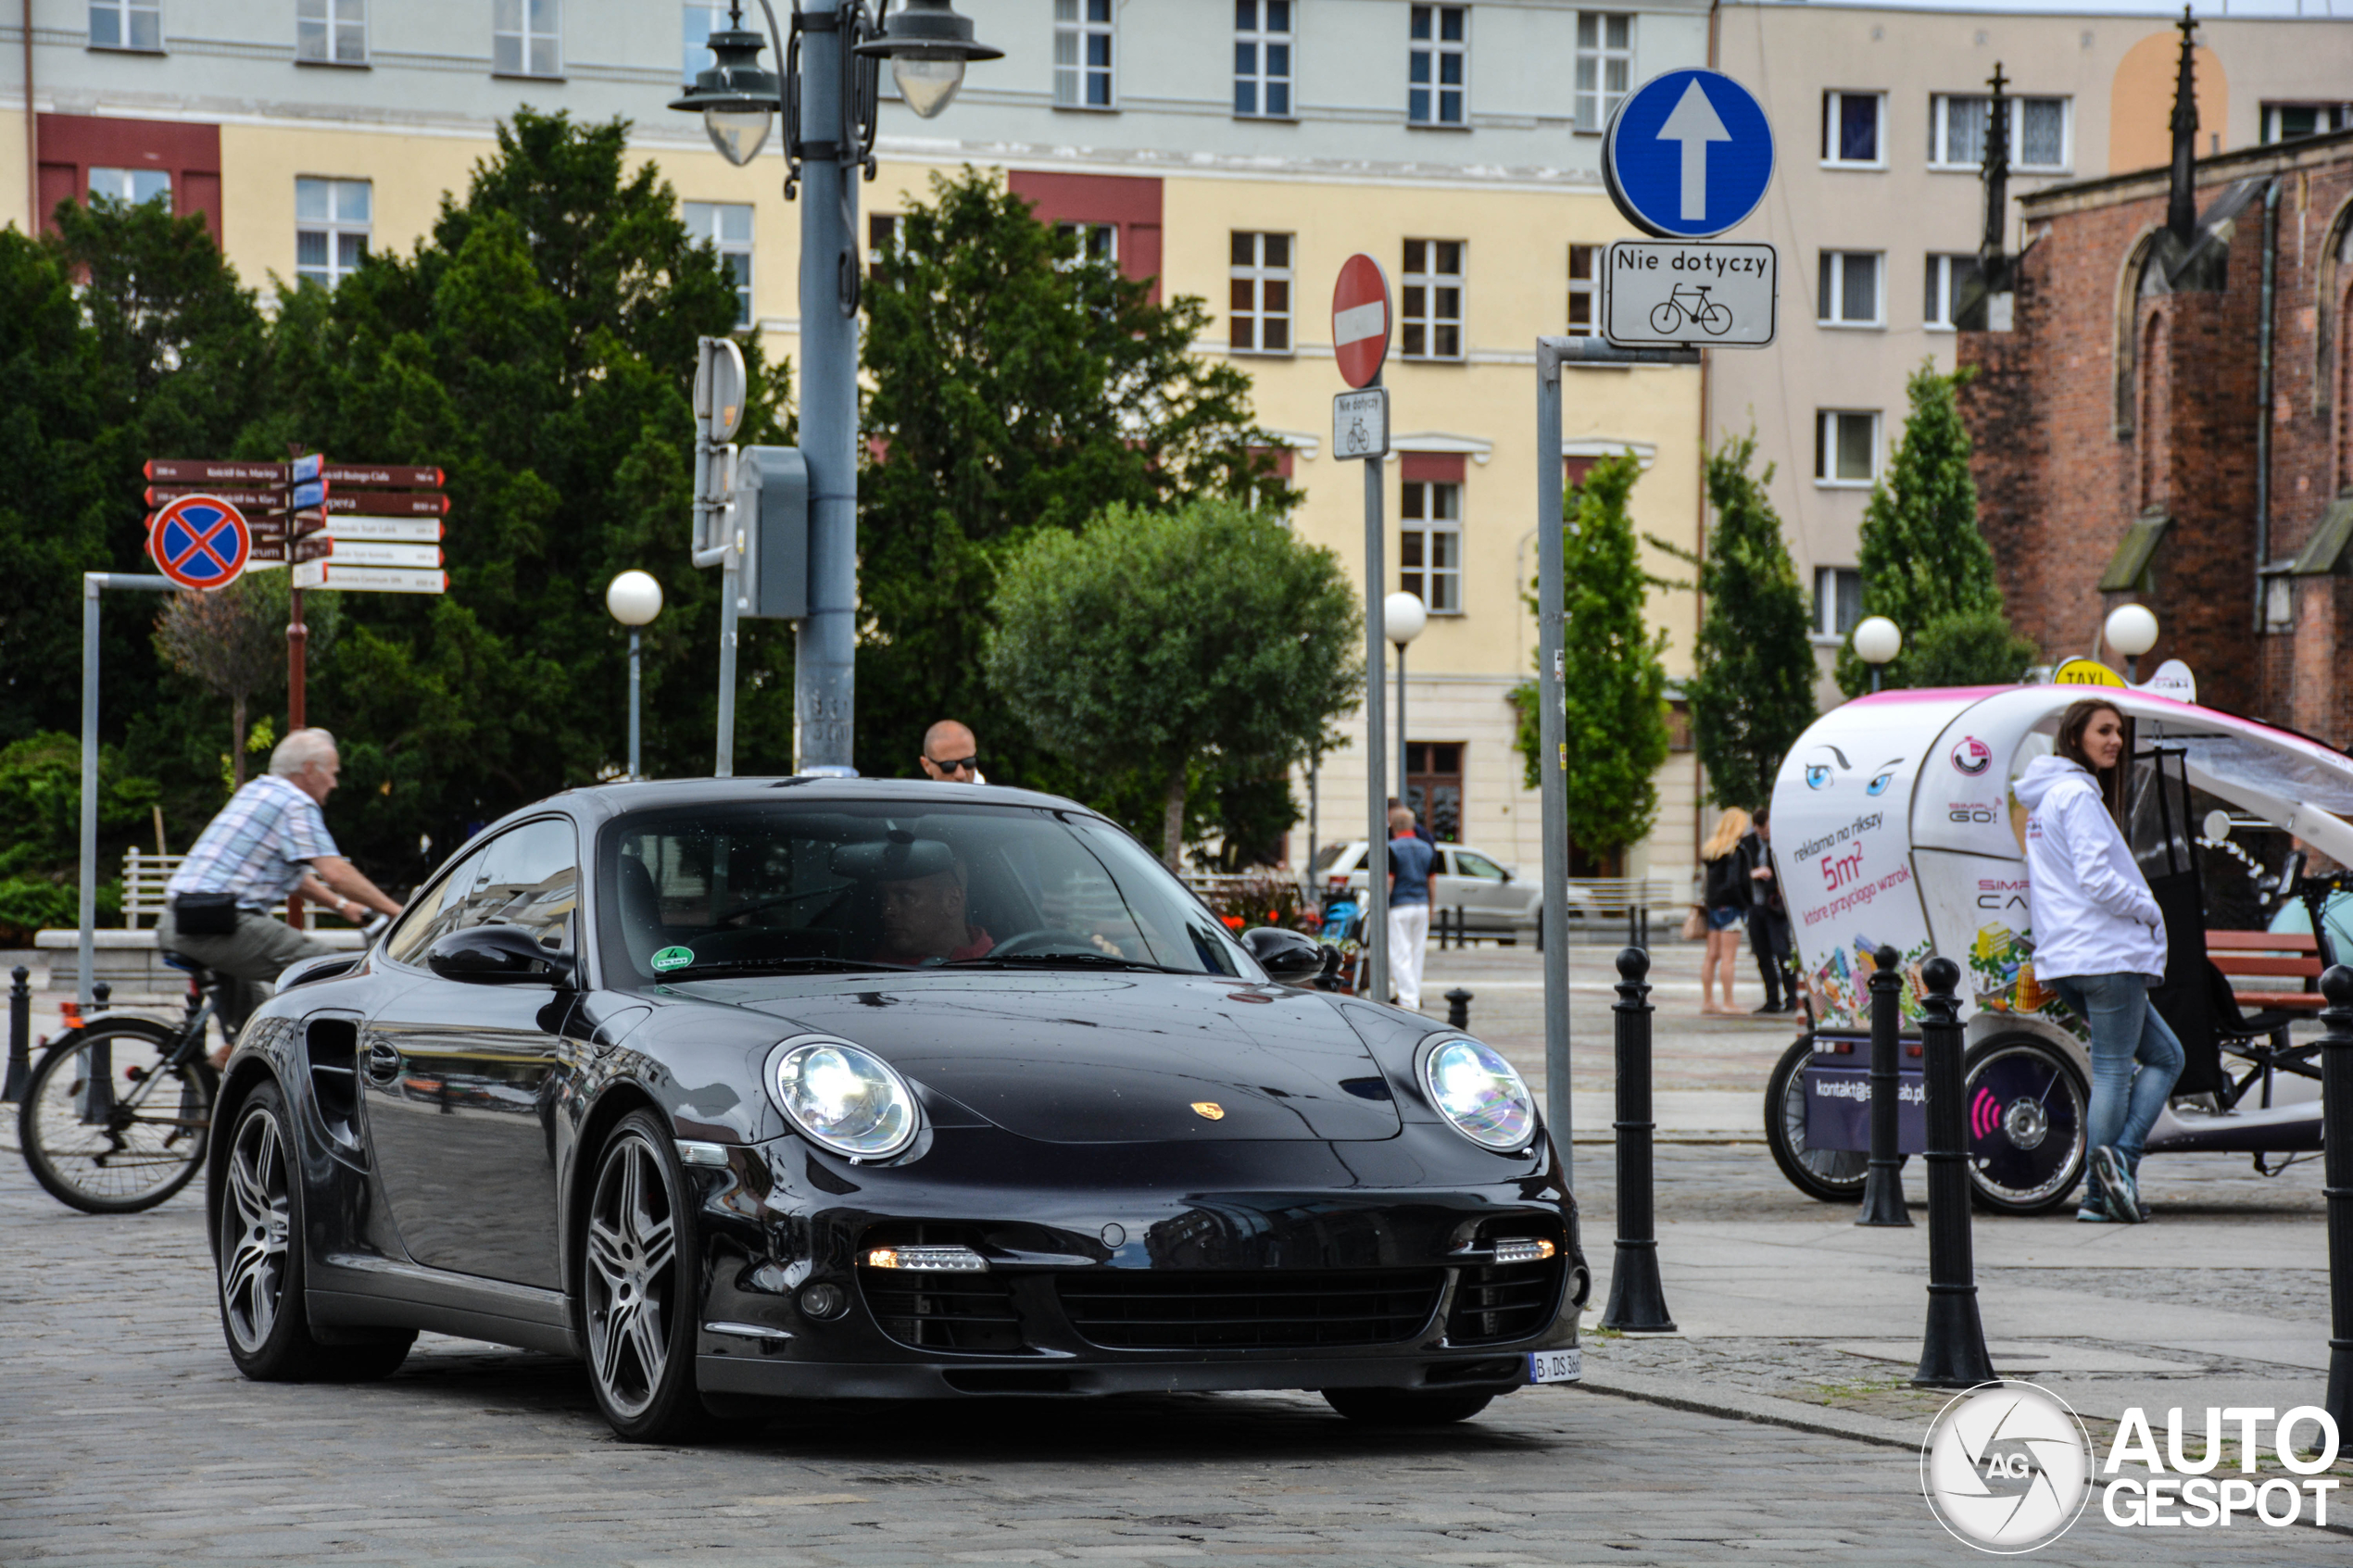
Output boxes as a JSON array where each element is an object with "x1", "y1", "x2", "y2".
[{"x1": 688, "y1": 1128, "x2": 1587, "y2": 1400}]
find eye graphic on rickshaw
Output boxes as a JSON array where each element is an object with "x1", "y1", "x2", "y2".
[
  {"x1": 1805, "y1": 765, "x2": 1832, "y2": 789},
  {"x1": 1801, "y1": 745, "x2": 1850, "y2": 791},
  {"x1": 1864, "y1": 759, "x2": 1904, "y2": 796}
]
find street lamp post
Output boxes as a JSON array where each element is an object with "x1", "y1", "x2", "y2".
[
  {"x1": 2104, "y1": 602, "x2": 2159, "y2": 684},
  {"x1": 1384, "y1": 591, "x2": 1427, "y2": 824},
  {"x1": 607, "y1": 571, "x2": 665, "y2": 779},
  {"x1": 1853, "y1": 615, "x2": 1903, "y2": 695},
  {"x1": 671, "y1": 1, "x2": 997, "y2": 776}
]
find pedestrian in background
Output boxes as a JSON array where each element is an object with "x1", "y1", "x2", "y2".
[
  {"x1": 1385, "y1": 804, "x2": 1434, "y2": 1011},
  {"x1": 1698, "y1": 808, "x2": 1753, "y2": 1015},
  {"x1": 2015, "y1": 697, "x2": 2183, "y2": 1223},
  {"x1": 919, "y1": 720, "x2": 982, "y2": 782},
  {"x1": 1743, "y1": 807, "x2": 1796, "y2": 1013}
]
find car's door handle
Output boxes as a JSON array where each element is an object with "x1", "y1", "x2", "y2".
[{"x1": 364, "y1": 1040, "x2": 401, "y2": 1084}]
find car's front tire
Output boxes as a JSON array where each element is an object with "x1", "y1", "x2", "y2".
[
  {"x1": 1322, "y1": 1387, "x2": 1496, "y2": 1425},
  {"x1": 582, "y1": 1110, "x2": 727, "y2": 1443},
  {"x1": 218, "y1": 1081, "x2": 413, "y2": 1382}
]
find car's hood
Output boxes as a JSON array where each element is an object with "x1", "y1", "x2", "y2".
[{"x1": 705, "y1": 972, "x2": 1405, "y2": 1143}]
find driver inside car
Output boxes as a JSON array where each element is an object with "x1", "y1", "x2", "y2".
[{"x1": 873, "y1": 858, "x2": 996, "y2": 966}]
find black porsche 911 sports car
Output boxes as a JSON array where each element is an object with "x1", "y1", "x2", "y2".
[{"x1": 208, "y1": 778, "x2": 1588, "y2": 1441}]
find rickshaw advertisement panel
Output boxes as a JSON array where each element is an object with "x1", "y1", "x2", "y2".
[{"x1": 1770, "y1": 690, "x2": 1957, "y2": 1029}]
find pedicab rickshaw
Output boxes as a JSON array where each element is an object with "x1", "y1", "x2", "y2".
[{"x1": 1761, "y1": 678, "x2": 2348, "y2": 1214}]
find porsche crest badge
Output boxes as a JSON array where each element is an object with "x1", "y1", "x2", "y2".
[{"x1": 1190, "y1": 1101, "x2": 1226, "y2": 1121}]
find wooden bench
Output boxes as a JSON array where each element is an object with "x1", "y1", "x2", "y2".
[
  {"x1": 121, "y1": 849, "x2": 320, "y2": 930},
  {"x1": 2206, "y1": 929, "x2": 2324, "y2": 1016}
]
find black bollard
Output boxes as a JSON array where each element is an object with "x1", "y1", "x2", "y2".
[
  {"x1": 4, "y1": 965, "x2": 28, "y2": 1102},
  {"x1": 1601, "y1": 946, "x2": 1676, "y2": 1332},
  {"x1": 1914, "y1": 957, "x2": 1996, "y2": 1388},
  {"x1": 2322, "y1": 967, "x2": 2353, "y2": 1435},
  {"x1": 92, "y1": 980, "x2": 112, "y2": 1014},
  {"x1": 1444, "y1": 988, "x2": 1473, "y2": 1031},
  {"x1": 1858, "y1": 944, "x2": 1914, "y2": 1227}
]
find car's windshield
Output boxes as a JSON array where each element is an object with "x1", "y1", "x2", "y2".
[{"x1": 599, "y1": 798, "x2": 1251, "y2": 985}]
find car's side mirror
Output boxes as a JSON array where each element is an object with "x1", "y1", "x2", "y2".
[
  {"x1": 1242, "y1": 925, "x2": 1324, "y2": 984},
  {"x1": 425, "y1": 923, "x2": 576, "y2": 986}
]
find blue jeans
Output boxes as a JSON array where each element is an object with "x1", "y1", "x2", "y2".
[{"x1": 2048, "y1": 972, "x2": 2184, "y2": 1176}]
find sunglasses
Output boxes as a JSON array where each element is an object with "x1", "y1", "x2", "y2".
[{"x1": 928, "y1": 755, "x2": 978, "y2": 773}]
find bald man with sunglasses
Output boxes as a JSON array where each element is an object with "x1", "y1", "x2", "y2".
[{"x1": 919, "y1": 720, "x2": 984, "y2": 784}]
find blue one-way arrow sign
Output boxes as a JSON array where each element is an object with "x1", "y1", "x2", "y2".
[{"x1": 1604, "y1": 69, "x2": 1774, "y2": 239}]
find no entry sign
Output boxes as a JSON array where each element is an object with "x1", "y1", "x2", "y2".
[
  {"x1": 147, "y1": 495, "x2": 252, "y2": 590},
  {"x1": 1330, "y1": 254, "x2": 1391, "y2": 389}
]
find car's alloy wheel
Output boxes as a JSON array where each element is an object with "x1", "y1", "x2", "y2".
[
  {"x1": 1763, "y1": 1038, "x2": 1869, "y2": 1202},
  {"x1": 216, "y1": 1081, "x2": 414, "y2": 1384},
  {"x1": 583, "y1": 1111, "x2": 719, "y2": 1442}
]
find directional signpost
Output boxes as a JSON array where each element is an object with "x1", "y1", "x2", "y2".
[
  {"x1": 1330, "y1": 253, "x2": 1393, "y2": 1007},
  {"x1": 1600, "y1": 69, "x2": 1779, "y2": 350}
]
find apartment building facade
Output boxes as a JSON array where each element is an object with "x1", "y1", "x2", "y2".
[
  {"x1": 4, "y1": 0, "x2": 1721, "y2": 886},
  {"x1": 1712, "y1": 0, "x2": 2353, "y2": 698}
]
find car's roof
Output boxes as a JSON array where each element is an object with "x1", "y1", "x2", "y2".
[{"x1": 487, "y1": 776, "x2": 1104, "y2": 835}]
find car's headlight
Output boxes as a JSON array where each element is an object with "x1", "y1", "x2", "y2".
[
  {"x1": 770, "y1": 1037, "x2": 918, "y2": 1160},
  {"x1": 1420, "y1": 1036, "x2": 1537, "y2": 1151}
]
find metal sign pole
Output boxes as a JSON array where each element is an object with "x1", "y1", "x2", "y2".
[
  {"x1": 1362, "y1": 405, "x2": 1389, "y2": 1008},
  {"x1": 1534, "y1": 345, "x2": 1571, "y2": 1184},
  {"x1": 80, "y1": 571, "x2": 177, "y2": 1005}
]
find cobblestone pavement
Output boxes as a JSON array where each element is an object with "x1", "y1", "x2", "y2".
[{"x1": 7, "y1": 1144, "x2": 2345, "y2": 1563}]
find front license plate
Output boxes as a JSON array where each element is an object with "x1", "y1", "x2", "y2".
[{"x1": 1529, "y1": 1347, "x2": 1581, "y2": 1384}]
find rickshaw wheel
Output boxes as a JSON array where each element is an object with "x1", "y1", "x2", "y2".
[
  {"x1": 1764, "y1": 1039, "x2": 1869, "y2": 1202},
  {"x1": 1962, "y1": 1034, "x2": 2090, "y2": 1217}
]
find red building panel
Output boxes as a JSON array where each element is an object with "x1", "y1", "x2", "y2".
[{"x1": 34, "y1": 114, "x2": 222, "y2": 245}]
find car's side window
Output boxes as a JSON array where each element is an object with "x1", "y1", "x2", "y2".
[
  {"x1": 1454, "y1": 850, "x2": 1505, "y2": 882},
  {"x1": 382, "y1": 845, "x2": 491, "y2": 967},
  {"x1": 456, "y1": 818, "x2": 579, "y2": 952}
]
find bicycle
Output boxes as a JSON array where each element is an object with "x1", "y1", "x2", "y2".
[
  {"x1": 17, "y1": 956, "x2": 235, "y2": 1214},
  {"x1": 1649, "y1": 282, "x2": 1733, "y2": 337}
]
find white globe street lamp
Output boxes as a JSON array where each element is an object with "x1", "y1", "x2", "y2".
[
  {"x1": 1852, "y1": 615, "x2": 1902, "y2": 695},
  {"x1": 1385, "y1": 591, "x2": 1428, "y2": 829},
  {"x1": 2104, "y1": 602, "x2": 2159, "y2": 683},
  {"x1": 607, "y1": 571, "x2": 665, "y2": 778}
]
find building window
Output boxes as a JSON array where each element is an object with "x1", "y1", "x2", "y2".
[
  {"x1": 1402, "y1": 482, "x2": 1464, "y2": 613},
  {"x1": 1820, "y1": 90, "x2": 1883, "y2": 166},
  {"x1": 2261, "y1": 103, "x2": 2352, "y2": 144},
  {"x1": 685, "y1": 201, "x2": 753, "y2": 328},
  {"x1": 90, "y1": 0, "x2": 160, "y2": 50},
  {"x1": 1814, "y1": 567, "x2": 1863, "y2": 640},
  {"x1": 1234, "y1": 1, "x2": 1292, "y2": 119},
  {"x1": 681, "y1": 1, "x2": 729, "y2": 85},
  {"x1": 1228, "y1": 232, "x2": 1292, "y2": 355},
  {"x1": 88, "y1": 167, "x2": 170, "y2": 207},
  {"x1": 1408, "y1": 5, "x2": 1467, "y2": 127},
  {"x1": 1401, "y1": 240, "x2": 1463, "y2": 360},
  {"x1": 1405, "y1": 743, "x2": 1463, "y2": 843},
  {"x1": 494, "y1": 0, "x2": 560, "y2": 77},
  {"x1": 1815, "y1": 410, "x2": 1879, "y2": 485},
  {"x1": 1573, "y1": 13, "x2": 1631, "y2": 133},
  {"x1": 1055, "y1": 220, "x2": 1117, "y2": 270},
  {"x1": 1054, "y1": 0, "x2": 1114, "y2": 109},
  {"x1": 866, "y1": 212, "x2": 899, "y2": 266},
  {"x1": 1567, "y1": 244, "x2": 1598, "y2": 336},
  {"x1": 1817, "y1": 251, "x2": 1882, "y2": 327},
  {"x1": 1931, "y1": 94, "x2": 2069, "y2": 172},
  {"x1": 1924, "y1": 253, "x2": 1982, "y2": 331},
  {"x1": 295, "y1": 177, "x2": 370, "y2": 288},
  {"x1": 296, "y1": 0, "x2": 366, "y2": 64}
]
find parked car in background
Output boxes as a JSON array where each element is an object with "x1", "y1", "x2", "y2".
[{"x1": 1307, "y1": 841, "x2": 1592, "y2": 932}]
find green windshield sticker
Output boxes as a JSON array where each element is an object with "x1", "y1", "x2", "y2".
[{"x1": 651, "y1": 946, "x2": 695, "y2": 972}]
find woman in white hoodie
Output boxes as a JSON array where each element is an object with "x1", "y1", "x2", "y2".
[{"x1": 2014, "y1": 698, "x2": 2184, "y2": 1223}]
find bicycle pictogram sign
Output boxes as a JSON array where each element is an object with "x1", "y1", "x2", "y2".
[{"x1": 148, "y1": 494, "x2": 253, "y2": 591}]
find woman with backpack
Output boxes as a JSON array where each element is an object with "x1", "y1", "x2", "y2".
[
  {"x1": 2014, "y1": 697, "x2": 2184, "y2": 1223},
  {"x1": 1698, "y1": 808, "x2": 1754, "y2": 1015}
]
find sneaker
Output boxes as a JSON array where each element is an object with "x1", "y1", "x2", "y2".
[
  {"x1": 1753, "y1": 1002, "x2": 1783, "y2": 1015},
  {"x1": 2076, "y1": 1202, "x2": 2120, "y2": 1223},
  {"x1": 2090, "y1": 1147, "x2": 2143, "y2": 1224}
]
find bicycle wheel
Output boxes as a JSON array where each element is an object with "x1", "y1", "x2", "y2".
[
  {"x1": 1763, "y1": 1038, "x2": 1868, "y2": 1202},
  {"x1": 19, "y1": 1022, "x2": 216, "y2": 1214}
]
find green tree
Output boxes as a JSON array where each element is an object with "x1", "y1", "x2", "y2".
[
  {"x1": 1509, "y1": 453, "x2": 1671, "y2": 866},
  {"x1": 1905, "y1": 607, "x2": 2039, "y2": 688},
  {"x1": 1837, "y1": 361, "x2": 2036, "y2": 694},
  {"x1": 861, "y1": 169, "x2": 1292, "y2": 796},
  {"x1": 984, "y1": 498, "x2": 1360, "y2": 869},
  {"x1": 153, "y1": 575, "x2": 341, "y2": 789},
  {"x1": 1669, "y1": 433, "x2": 1817, "y2": 811}
]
